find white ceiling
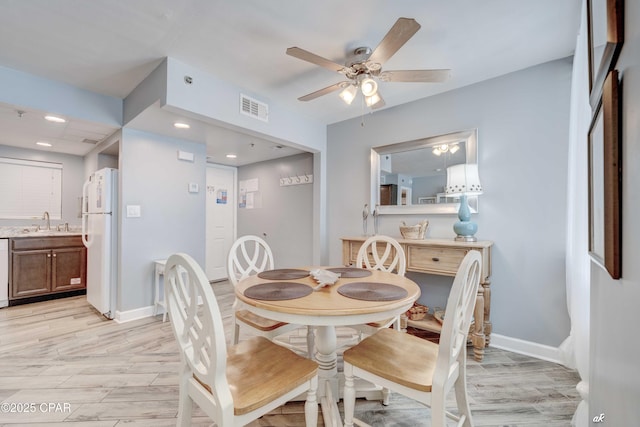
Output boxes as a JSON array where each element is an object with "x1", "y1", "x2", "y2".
[{"x1": 0, "y1": 0, "x2": 581, "y2": 162}]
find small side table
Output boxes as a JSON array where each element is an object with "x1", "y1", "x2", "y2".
[{"x1": 154, "y1": 259, "x2": 168, "y2": 322}]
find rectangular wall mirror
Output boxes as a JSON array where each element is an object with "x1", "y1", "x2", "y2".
[{"x1": 370, "y1": 129, "x2": 478, "y2": 215}]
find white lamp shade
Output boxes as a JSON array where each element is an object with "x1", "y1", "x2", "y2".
[
  {"x1": 364, "y1": 92, "x2": 383, "y2": 107},
  {"x1": 360, "y1": 77, "x2": 378, "y2": 96},
  {"x1": 446, "y1": 164, "x2": 483, "y2": 196},
  {"x1": 339, "y1": 85, "x2": 357, "y2": 105}
]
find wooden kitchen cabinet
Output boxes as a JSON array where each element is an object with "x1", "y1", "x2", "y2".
[{"x1": 10, "y1": 236, "x2": 86, "y2": 301}]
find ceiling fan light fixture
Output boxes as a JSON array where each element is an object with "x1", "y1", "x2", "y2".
[
  {"x1": 449, "y1": 144, "x2": 460, "y2": 154},
  {"x1": 365, "y1": 61, "x2": 382, "y2": 72},
  {"x1": 360, "y1": 77, "x2": 378, "y2": 97},
  {"x1": 339, "y1": 84, "x2": 357, "y2": 105},
  {"x1": 432, "y1": 147, "x2": 442, "y2": 156},
  {"x1": 364, "y1": 93, "x2": 383, "y2": 107}
]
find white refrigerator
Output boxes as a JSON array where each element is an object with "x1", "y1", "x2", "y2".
[{"x1": 82, "y1": 168, "x2": 118, "y2": 319}]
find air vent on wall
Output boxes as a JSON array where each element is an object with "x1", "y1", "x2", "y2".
[{"x1": 240, "y1": 94, "x2": 269, "y2": 122}]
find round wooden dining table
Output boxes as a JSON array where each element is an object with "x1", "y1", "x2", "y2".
[{"x1": 234, "y1": 266, "x2": 421, "y2": 427}]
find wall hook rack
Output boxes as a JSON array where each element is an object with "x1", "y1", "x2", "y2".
[{"x1": 279, "y1": 174, "x2": 313, "y2": 187}]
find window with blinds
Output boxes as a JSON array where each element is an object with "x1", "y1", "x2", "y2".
[{"x1": 0, "y1": 157, "x2": 63, "y2": 220}]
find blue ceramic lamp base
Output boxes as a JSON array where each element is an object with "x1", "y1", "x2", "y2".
[{"x1": 453, "y1": 195, "x2": 478, "y2": 242}]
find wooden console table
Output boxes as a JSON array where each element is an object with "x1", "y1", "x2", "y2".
[{"x1": 341, "y1": 236, "x2": 493, "y2": 361}]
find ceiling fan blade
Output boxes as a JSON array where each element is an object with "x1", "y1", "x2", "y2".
[
  {"x1": 379, "y1": 69, "x2": 451, "y2": 82},
  {"x1": 286, "y1": 47, "x2": 346, "y2": 73},
  {"x1": 368, "y1": 18, "x2": 421, "y2": 66},
  {"x1": 298, "y1": 82, "x2": 349, "y2": 101}
]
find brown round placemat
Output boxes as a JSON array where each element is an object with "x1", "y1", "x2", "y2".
[
  {"x1": 257, "y1": 269, "x2": 310, "y2": 280},
  {"x1": 338, "y1": 282, "x2": 408, "y2": 301},
  {"x1": 244, "y1": 282, "x2": 312, "y2": 301},
  {"x1": 326, "y1": 267, "x2": 372, "y2": 278}
]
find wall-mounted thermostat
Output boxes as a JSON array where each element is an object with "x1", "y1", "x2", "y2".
[{"x1": 126, "y1": 205, "x2": 141, "y2": 218}]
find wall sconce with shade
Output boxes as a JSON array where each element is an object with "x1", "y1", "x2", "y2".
[{"x1": 446, "y1": 164, "x2": 483, "y2": 241}]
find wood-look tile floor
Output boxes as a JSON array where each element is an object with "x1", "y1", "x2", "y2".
[{"x1": 0, "y1": 280, "x2": 580, "y2": 426}]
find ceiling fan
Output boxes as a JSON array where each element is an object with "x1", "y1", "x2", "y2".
[{"x1": 286, "y1": 17, "x2": 451, "y2": 110}]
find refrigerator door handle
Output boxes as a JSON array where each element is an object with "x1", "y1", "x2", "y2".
[{"x1": 82, "y1": 179, "x2": 92, "y2": 248}]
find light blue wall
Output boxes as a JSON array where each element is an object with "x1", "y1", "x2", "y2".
[
  {"x1": 237, "y1": 153, "x2": 314, "y2": 267},
  {"x1": 0, "y1": 66, "x2": 121, "y2": 126},
  {"x1": 126, "y1": 58, "x2": 330, "y2": 263},
  {"x1": 164, "y1": 58, "x2": 327, "y2": 153},
  {"x1": 118, "y1": 128, "x2": 206, "y2": 312},
  {"x1": 327, "y1": 58, "x2": 572, "y2": 347},
  {"x1": 0, "y1": 145, "x2": 85, "y2": 227}
]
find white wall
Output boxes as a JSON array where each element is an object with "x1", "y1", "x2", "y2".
[
  {"x1": 0, "y1": 145, "x2": 85, "y2": 227},
  {"x1": 237, "y1": 153, "x2": 314, "y2": 267},
  {"x1": 328, "y1": 58, "x2": 572, "y2": 348},
  {"x1": 589, "y1": 1, "x2": 640, "y2": 424}
]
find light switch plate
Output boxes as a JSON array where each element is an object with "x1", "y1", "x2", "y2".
[
  {"x1": 126, "y1": 205, "x2": 141, "y2": 217},
  {"x1": 188, "y1": 183, "x2": 199, "y2": 193}
]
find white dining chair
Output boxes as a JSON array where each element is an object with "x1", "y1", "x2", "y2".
[
  {"x1": 356, "y1": 235, "x2": 407, "y2": 277},
  {"x1": 164, "y1": 252, "x2": 319, "y2": 427},
  {"x1": 227, "y1": 235, "x2": 314, "y2": 358},
  {"x1": 350, "y1": 235, "x2": 407, "y2": 337},
  {"x1": 343, "y1": 250, "x2": 482, "y2": 427}
]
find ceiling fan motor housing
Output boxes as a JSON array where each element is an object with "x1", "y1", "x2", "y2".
[{"x1": 345, "y1": 47, "x2": 382, "y2": 78}]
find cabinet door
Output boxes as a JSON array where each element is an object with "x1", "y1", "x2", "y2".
[
  {"x1": 52, "y1": 247, "x2": 86, "y2": 292},
  {"x1": 11, "y1": 249, "x2": 51, "y2": 298}
]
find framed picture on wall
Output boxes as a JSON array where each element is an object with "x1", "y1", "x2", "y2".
[
  {"x1": 587, "y1": 0, "x2": 624, "y2": 109},
  {"x1": 588, "y1": 69, "x2": 621, "y2": 279}
]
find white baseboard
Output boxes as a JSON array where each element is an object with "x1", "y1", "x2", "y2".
[
  {"x1": 490, "y1": 333, "x2": 564, "y2": 365},
  {"x1": 114, "y1": 305, "x2": 158, "y2": 323}
]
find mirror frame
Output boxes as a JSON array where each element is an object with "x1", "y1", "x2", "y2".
[{"x1": 370, "y1": 129, "x2": 478, "y2": 215}]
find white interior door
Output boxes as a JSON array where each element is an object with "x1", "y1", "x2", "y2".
[{"x1": 206, "y1": 164, "x2": 236, "y2": 281}]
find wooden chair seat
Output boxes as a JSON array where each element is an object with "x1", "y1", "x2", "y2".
[
  {"x1": 365, "y1": 317, "x2": 395, "y2": 328},
  {"x1": 344, "y1": 328, "x2": 438, "y2": 392},
  {"x1": 235, "y1": 309, "x2": 288, "y2": 331},
  {"x1": 195, "y1": 336, "x2": 318, "y2": 416}
]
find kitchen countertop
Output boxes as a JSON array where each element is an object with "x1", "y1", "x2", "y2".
[{"x1": 0, "y1": 226, "x2": 82, "y2": 239}]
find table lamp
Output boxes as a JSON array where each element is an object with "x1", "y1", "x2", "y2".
[{"x1": 445, "y1": 164, "x2": 483, "y2": 242}]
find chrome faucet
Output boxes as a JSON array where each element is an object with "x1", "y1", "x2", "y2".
[{"x1": 42, "y1": 211, "x2": 50, "y2": 231}]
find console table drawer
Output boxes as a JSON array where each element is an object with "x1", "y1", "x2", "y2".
[
  {"x1": 345, "y1": 239, "x2": 400, "y2": 268},
  {"x1": 406, "y1": 246, "x2": 468, "y2": 275}
]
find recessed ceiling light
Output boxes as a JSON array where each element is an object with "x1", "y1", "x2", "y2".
[
  {"x1": 226, "y1": 154, "x2": 237, "y2": 159},
  {"x1": 36, "y1": 141, "x2": 52, "y2": 147},
  {"x1": 174, "y1": 122, "x2": 190, "y2": 129},
  {"x1": 44, "y1": 115, "x2": 66, "y2": 123}
]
